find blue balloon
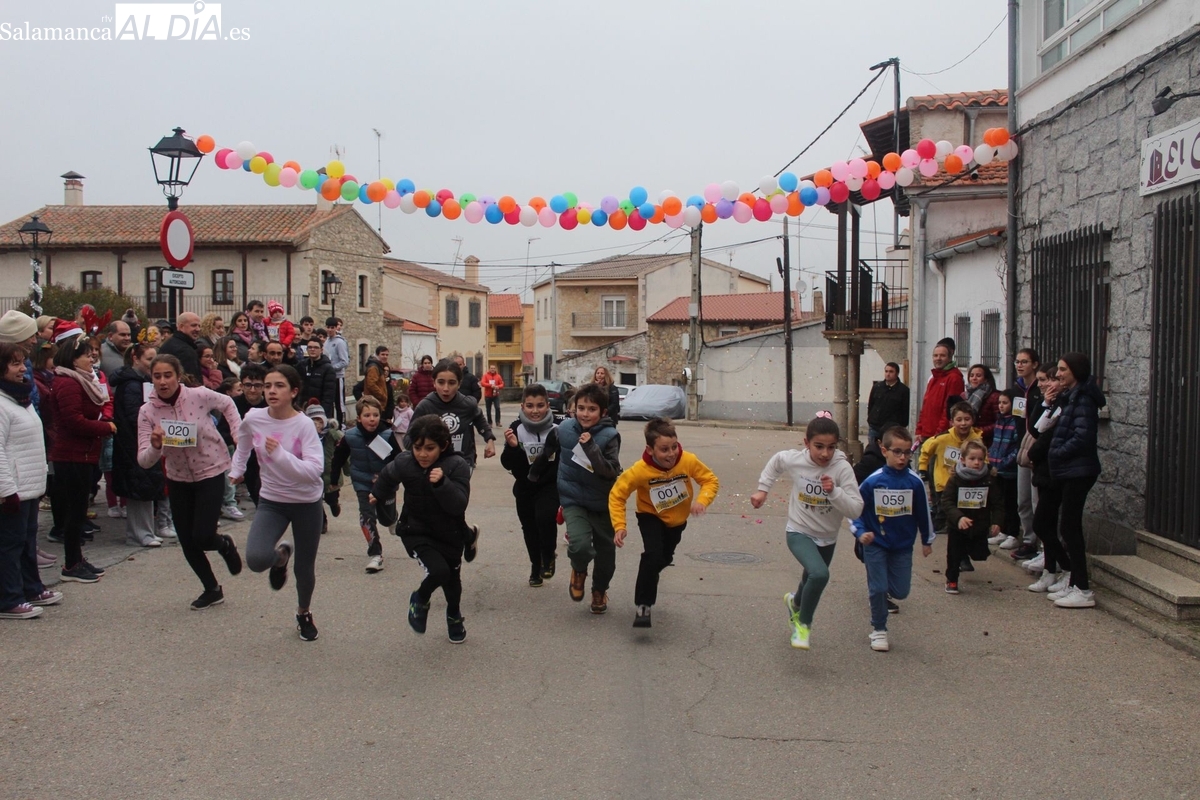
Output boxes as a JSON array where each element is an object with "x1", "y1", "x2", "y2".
[
  {"x1": 638, "y1": 202, "x2": 656, "y2": 219},
  {"x1": 549, "y1": 194, "x2": 568, "y2": 214},
  {"x1": 779, "y1": 172, "x2": 799, "y2": 192},
  {"x1": 242, "y1": 160, "x2": 251, "y2": 172},
  {"x1": 426, "y1": 199, "x2": 442, "y2": 217},
  {"x1": 591, "y1": 209, "x2": 608, "y2": 226},
  {"x1": 397, "y1": 178, "x2": 416, "y2": 195},
  {"x1": 359, "y1": 184, "x2": 372, "y2": 204},
  {"x1": 686, "y1": 195, "x2": 704, "y2": 209},
  {"x1": 315, "y1": 174, "x2": 327, "y2": 191},
  {"x1": 485, "y1": 203, "x2": 504, "y2": 223},
  {"x1": 799, "y1": 186, "x2": 819, "y2": 206},
  {"x1": 629, "y1": 186, "x2": 648, "y2": 207}
]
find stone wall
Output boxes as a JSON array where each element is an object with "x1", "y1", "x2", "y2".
[
  {"x1": 554, "y1": 282, "x2": 639, "y2": 354},
  {"x1": 555, "y1": 333, "x2": 648, "y2": 387},
  {"x1": 646, "y1": 322, "x2": 763, "y2": 385}
]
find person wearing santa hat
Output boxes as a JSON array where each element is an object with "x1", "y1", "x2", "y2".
[{"x1": 266, "y1": 301, "x2": 295, "y2": 349}]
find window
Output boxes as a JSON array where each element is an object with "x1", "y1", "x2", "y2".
[
  {"x1": 357, "y1": 274, "x2": 369, "y2": 310},
  {"x1": 212, "y1": 270, "x2": 234, "y2": 305},
  {"x1": 320, "y1": 269, "x2": 333, "y2": 306},
  {"x1": 981, "y1": 310, "x2": 1002, "y2": 371},
  {"x1": 495, "y1": 324, "x2": 514, "y2": 343},
  {"x1": 602, "y1": 296, "x2": 627, "y2": 329},
  {"x1": 358, "y1": 343, "x2": 369, "y2": 376},
  {"x1": 543, "y1": 353, "x2": 553, "y2": 380},
  {"x1": 146, "y1": 267, "x2": 166, "y2": 318},
  {"x1": 1030, "y1": 225, "x2": 1110, "y2": 388},
  {"x1": 446, "y1": 296, "x2": 459, "y2": 327},
  {"x1": 468, "y1": 299, "x2": 481, "y2": 328},
  {"x1": 474, "y1": 354, "x2": 483, "y2": 376},
  {"x1": 81, "y1": 271, "x2": 102, "y2": 292},
  {"x1": 1039, "y1": 0, "x2": 1148, "y2": 73},
  {"x1": 718, "y1": 327, "x2": 739, "y2": 338},
  {"x1": 953, "y1": 313, "x2": 973, "y2": 364}
]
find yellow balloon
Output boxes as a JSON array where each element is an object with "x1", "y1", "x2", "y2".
[
  {"x1": 577, "y1": 208, "x2": 591, "y2": 225},
  {"x1": 380, "y1": 178, "x2": 395, "y2": 191},
  {"x1": 326, "y1": 160, "x2": 345, "y2": 179},
  {"x1": 249, "y1": 156, "x2": 267, "y2": 174},
  {"x1": 264, "y1": 170, "x2": 280, "y2": 187}
]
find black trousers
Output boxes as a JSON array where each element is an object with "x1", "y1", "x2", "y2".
[
  {"x1": 1032, "y1": 481, "x2": 1071, "y2": 575},
  {"x1": 998, "y1": 475, "x2": 1019, "y2": 536},
  {"x1": 634, "y1": 512, "x2": 686, "y2": 607},
  {"x1": 414, "y1": 542, "x2": 463, "y2": 618},
  {"x1": 1037, "y1": 475, "x2": 1097, "y2": 589},
  {"x1": 514, "y1": 484, "x2": 558, "y2": 571},
  {"x1": 51, "y1": 462, "x2": 93, "y2": 568},
  {"x1": 168, "y1": 475, "x2": 228, "y2": 592}
]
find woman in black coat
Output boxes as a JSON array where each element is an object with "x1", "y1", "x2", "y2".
[
  {"x1": 111, "y1": 344, "x2": 165, "y2": 547},
  {"x1": 593, "y1": 366, "x2": 621, "y2": 426}
]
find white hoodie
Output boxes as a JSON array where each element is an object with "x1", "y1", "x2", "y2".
[{"x1": 756, "y1": 449, "x2": 864, "y2": 546}]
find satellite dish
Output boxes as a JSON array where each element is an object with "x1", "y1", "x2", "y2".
[{"x1": 795, "y1": 280, "x2": 808, "y2": 297}]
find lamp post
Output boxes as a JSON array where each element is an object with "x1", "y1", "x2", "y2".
[
  {"x1": 17, "y1": 215, "x2": 52, "y2": 316},
  {"x1": 149, "y1": 127, "x2": 204, "y2": 210},
  {"x1": 323, "y1": 271, "x2": 343, "y2": 317}
]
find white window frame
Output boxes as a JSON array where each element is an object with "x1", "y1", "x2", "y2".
[
  {"x1": 1037, "y1": 0, "x2": 1154, "y2": 75},
  {"x1": 601, "y1": 295, "x2": 627, "y2": 330}
]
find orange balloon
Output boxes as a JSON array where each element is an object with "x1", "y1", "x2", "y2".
[
  {"x1": 992, "y1": 128, "x2": 1010, "y2": 146},
  {"x1": 662, "y1": 197, "x2": 682, "y2": 216},
  {"x1": 700, "y1": 203, "x2": 718, "y2": 223},
  {"x1": 814, "y1": 169, "x2": 834, "y2": 188},
  {"x1": 609, "y1": 210, "x2": 628, "y2": 230},
  {"x1": 528, "y1": 196, "x2": 546, "y2": 211},
  {"x1": 413, "y1": 190, "x2": 431, "y2": 209},
  {"x1": 498, "y1": 195, "x2": 517, "y2": 214},
  {"x1": 983, "y1": 128, "x2": 998, "y2": 147},
  {"x1": 283, "y1": 160, "x2": 302, "y2": 172},
  {"x1": 866, "y1": 161, "x2": 882, "y2": 179},
  {"x1": 196, "y1": 135, "x2": 215, "y2": 154},
  {"x1": 881, "y1": 152, "x2": 902, "y2": 172},
  {"x1": 320, "y1": 179, "x2": 341, "y2": 201},
  {"x1": 443, "y1": 199, "x2": 462, "y2": 220},
  {"x1": 367, "y1": 181, "x2": 387, "y2": 202},
  {"x1": 786, "y1": 192, "x2": 803, "y2": 216},
  {"x1": 737, "y1": 192, "x2": 756, "y2": 207},
  {"x1": 944, "y1": 154, "x2": 964, "y2": 175},
  {"x1": 650, "y1": 205, "x2": 665, "y2": 224}
]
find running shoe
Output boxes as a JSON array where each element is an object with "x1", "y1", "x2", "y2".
[
  {"x1": 107, "y1": 507, "x2": 123, "y2": 519},
  {"x1": 1053, "y1": 587, "x2": 1096, "y2": 608},
  {"x1": 296, "y1": 612, "x2": 319, "y2": 641},
  {"x1": 569, "y1": 569, "x2": 587, "y2": 602},
  {"x1": 27, "y1": 590, "x2": 63, "y2": 606},
  {"x1": 0, "y1": 603, "x2": 44, "y2": 619},
  {"x1": 268, "y1": 543, "x2": 291, "y2": 591},
  {"x1": 463, "y1": 525, "x2": 480, "y2": 563},
  {"x1": 887, "y1": 597, "x2": 900, "y2": 614},
  {"x1": 529, "y1": 565, "x2": 543, "y2": 587},
  {"x1": 408, "y1": 591, "x2": 429, "y2": 634},
  {"x1": 590, "y1": 589, "x2": 608, "y2": 614},
  {"x1": 945, "y1": 581, "x2": 960, "y2": 594},
  {"x1": 365, "y1": 555, "x2": 384, "y2": 573},
  {"x1": 220, "y1": 535, "x2": 243, "y2": 576},
  {"x1": 541, "y1": 555, "x2": 556, "y2": 580},
  {"x1": 869, "y1": 630, "x2": 890, "y2": 652},
  {"x1": 791, "y1": 622, "x2": 810, "y2": 650},
  {"x1": 221, "y1": 505, "x2": 245, "y2": 521},
  {"x1": 634, "y1": 605, "x2": 652, "y2": 629},
  {"x1": 60, "y1": 563, "x2": 99, "y2": 583},
  {"x1": 81, "y1": 560, "x2": 105, "y2": 576},
  {"x1": 37, "y1": 550, "x2": 57, "y2": 568},
  {"x1": 447, "y1": 613, "x2": 466, "y2": 644},
  {"x1": 191, "y1": 587, "x2": 225, "y2": 610}
]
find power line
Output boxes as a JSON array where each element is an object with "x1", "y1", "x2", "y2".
[
  {"x1": 901, "y1": 14, "x2": 1006, "y2": 76},
  {"x1": 772, "y1": 67, "x2": 888, "y2": 177}
]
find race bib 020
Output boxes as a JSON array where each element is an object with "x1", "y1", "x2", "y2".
[
  {"x1": 523, "y1": 441, "x2": 544, "y2": 465},
  {"x1": 957, "y1": 487, "x2": 988, "y2": 509},
  {"x1": 650, "y1": 477, "x2": 689, "y2": 514},
  {"x1": 874, "y1": 488, "x2": 913, "y2": 517},
  {"x1": 796, "y1": 479, "x2": 830, "y2": 508},
  {"x1": 161, "y1": 419, "x2": 197, "y2": 448}
]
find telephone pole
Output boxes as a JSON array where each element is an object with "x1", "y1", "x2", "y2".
[
  {"x1": 686, "y1": 224, "x2": 702, "y2": 421},
  {"x1": 780, "y1": 218, "x2": 794, "y2": 426}
]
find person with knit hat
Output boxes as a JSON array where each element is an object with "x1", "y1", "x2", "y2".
[
  {"x1": 266, "y1": 301, "x2": 295, "y2": 349},
  {"x1": 0, "y1": 311, "x2": 41, "y2": 411},
  {"x1": 36, "y1": 316, "x2": 57, "y2": 342}
]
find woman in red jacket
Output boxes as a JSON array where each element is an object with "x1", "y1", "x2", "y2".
[
  {"x1": 408, "y1": 354, "x2": 435, "y2": 407},
  {"x1": 47, "y1": 328, "x2": 116, "y2": 583}
]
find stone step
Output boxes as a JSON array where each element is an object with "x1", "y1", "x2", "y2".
[
  {"x1": 1136, "y1": 530, "x2": 1200, "y2": 583},
  {"x1": 1089, "y1": 555, "x2": 1200, "y2": 621}
]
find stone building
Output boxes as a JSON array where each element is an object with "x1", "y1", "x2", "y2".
[
  {"x1": 380, "y1": 255, "x2": 490, "y2": 374},
  {"x1": 487, "y1": 293, "x2": 526, "y2": 387}
]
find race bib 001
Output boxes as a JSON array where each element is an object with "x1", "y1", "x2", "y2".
[
  {"x1": 874, "y1": 488, "x2": 913, "y2": 517},
  {"x1": 161, "y1": 419, "x2": 197, "y2": 448},
  {"x1": 943, "y1": 446, "x2": 961, "y2": 466},
  {"x1": 523, "y1": 441, "x2": 544, "y2": 465},
  {"x1": 1012, "y1": 397, "x2": 1027, "y2": 418},
  {"x1": 958, "y1": 487, "x2": 988, "y2": 509},
  {"x1": 650, "y1": 477, "x2": 689, "y2": 514},
  {"x1": 796, "y1": 478, "x2": 830, "y2": 508}
]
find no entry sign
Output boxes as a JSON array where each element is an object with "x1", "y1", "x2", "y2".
[{"x1": 160, "y1": 210, "x2": 194, "y2": 268}]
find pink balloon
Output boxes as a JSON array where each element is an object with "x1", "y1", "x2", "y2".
[
  {"x1": 538, "y1": 207, "x2": 556, "y2": 228},
  {"x1": 829, "y1": 182, "x2": 850, "y2": 204},
  {"x1": 383, "y1": 190, "x2": 402, "y2": 209},
  {"x1": 258, "y1": 152, "x2": 274, "y2": 164},
  {"x1": 769, "y1": 193, "x2": 788, "y2": 214},
  {"x1": 629, "y1": 210, "x2": 647, "y2": 231},
  {"x1": 752, "y1": 198, "x2": 773, "y2": 221},
  {"x1": 918, "y1": 158, "x2": 939, "y2": 177},
  {"x1": 464, "y1": 201, "x2": 484, "y2": 223},
  {"x1": 224, "y1": 150, "x2": 243, "y2": 170},
  {"x1": 848, "y1": 158, "x2": 868, "y2": 179},
  {"x1": 954, "y1": 145, "x2": 975, "y2": 164},
  {"x1": 560, "y1": 209, "x2": 578, "y2": 230},
  {"x1": 900, "y1": 149, "x2": 920, "y2": 169},
  {"x1": 214, "y1": 148, "x2": 232, "y2": 169},
  {"x1": 830, "y1": 161, "x2": 850, "y2": 182},
  {"x1": 436, "y1": 189, "x2": 454, "y2": 203},
  {"x1": 703, "y1": 183, "x2": 722, "y2": 204},
  {"x1": 732, "y1": 202, "x2": 752, "y2": 223},
  {"x1": 665, "y1": 213, "x2": 685, "y2": 229},
  {"x1": 278, "y1": 167, "x2": 298, "y2": 188},
  {"x1": 877, "y1": 171, "x2": 896, "y2": 190}
]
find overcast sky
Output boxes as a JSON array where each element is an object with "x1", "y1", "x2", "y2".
[{"x1": 0, "y1": 0, "x2": 1007, "y2": 304}]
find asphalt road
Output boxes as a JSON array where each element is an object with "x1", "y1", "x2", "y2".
[{"x1": 4, "y1": 425, "x2": 1199, "y2": 799}]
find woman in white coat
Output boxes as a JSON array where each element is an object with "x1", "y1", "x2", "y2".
[{"x1": 0, "y1": 342, "x2": 60, "y2": 619}]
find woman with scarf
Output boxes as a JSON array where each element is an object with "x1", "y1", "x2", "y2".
[
  {"x1": 216, "y1": 336, "x2": 242, "y2": 381},
  {"x1": 198, "y1": 344, "x2": 224, "y2": 390},
  {"x1": 965, "y1": 364, "x2": 1001, "y2": 445},
  {"x1": 112, "y1": 342, "x2": 165, "y2": 548},
  {"x1": 46, "y1": 325, "x2": 115, "y2": 584},
  {"x1": 229, "y1": 311, "x2": 254, "y2": 362}
]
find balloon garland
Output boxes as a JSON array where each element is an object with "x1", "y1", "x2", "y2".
[{"x1": 194, "y1": 131, "x2": 1017, "y2": 231}]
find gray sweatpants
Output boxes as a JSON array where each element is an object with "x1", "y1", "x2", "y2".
[
  {"x1": 1017, "y1": 465, "x2": 1038, "y2": 545},
  {"x1": 245, "y1": 499, "x2": 324, "y2": 610}
]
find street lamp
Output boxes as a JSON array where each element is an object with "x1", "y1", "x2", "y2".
[
  {"x1": 1152, "y1": 86, "x2": 1200, "y2": 116},
  {"x1": 149, "y1": 127, "x2": 204, "y2": 210},
  {"x1": 323, "y1": 271, "x2": 343, "y2": 317},
  {"x1": 17, "y1": 215, "x2": 52, "y2": 316}
]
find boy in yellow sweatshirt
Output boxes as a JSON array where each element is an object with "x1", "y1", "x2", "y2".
[
  {"x1": 610, "y1": 418, "x2": 719, "y2": 629},
  {"x1": 918, "y1": 401, "x2": 984, "y2": 533}
]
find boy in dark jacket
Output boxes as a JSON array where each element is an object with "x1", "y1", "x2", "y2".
[
  {"x1": 500, "y1": 383, "x2": 560, "y2": 587},
  {"x1": 940, "y1": 441, "x2": 1004, "y2": 594},
  {"x1": 409, "y1": 359, "x2": 495, "y2": 467},
  {"x1": 330, "y1": 396, "x2": 400, "y2": 573},
  {"x1": 372, "y1": 415, "x2": 472, "y2": 643}
]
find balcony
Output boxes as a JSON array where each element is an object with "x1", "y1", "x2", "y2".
[
  {"x1": 570, "y1": 311, "x2": 634, "y2": 337},
  {"x1": 824, "y1": 258, "x2": 908, "y2": 332}
]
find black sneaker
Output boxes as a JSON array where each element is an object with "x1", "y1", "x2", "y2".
[
  {"x1": 46, "y1": 528, "x2": 64, "y2": 544},
  {"x1": 296, "y1": 612, "x2": 318, "y2": 641},
  {"x1": 886, "y1": 598, "x2": 900, "y2": 614},
  {"x1": 191, "y1": 587, "x2": 225, "y2": 610},
  {"x1": 463, "y1": 525, "x2": 480, "y2": 563},
  {"x1": 81, "y1": 560, "x2": 105, "y2": 576},
  {"x1": 329, "y1": 500, "x2": 341, "y2": 518},
  {"x1": 268, "y1": 543, "x2": 291, "y2": 591},
  {"x1": 219, "y1": 535, "x2": 243, "y2": 576},
  {"x1": 959, "y1": 558, "x2": 975, "y2": 573},
  {"x1": 60, "y1": 563, "x2": 99, "y2": 583},
  {"x1": 1011, "y1": 543, "x2": 1038, "y2": 560},
  {"x1": 408, "y1": 591, "x2": 430, "y2": 634},
  {"x1": 447, "y1": 612, "x2": 466, "y2": 644},
  {"x1": 529, "y1": 565, "x2": 544, "y2": 588},
  {"x1": 633, "y1": 605, "x2": 652, "y2": 628},
  {"x1": 541, "y1": 554, "x2": 556, "y2": 580}
]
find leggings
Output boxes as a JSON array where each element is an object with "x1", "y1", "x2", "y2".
[
  {"x1": 167, "y1": 476, "x2": 228, "y2": 592},
  {"x1": 514, "y1": 485, "x2": 558, "y2": 572},
  {"x1": 786, "y1": 532, "x2": 836, "y2": 627},
  {"x1": 245, "y1": 498, "x2": 323, "y2": 609},
  {"x1": 1036, "y1": 476, "x2": 1097, "y2": 589},
  {"x1": 51, "y1": 461, "x2": 93, "y2": 568},
  {"x1": 356, "y1": 489, "x2": 382, "y2": 557},
  {"x1": 413, "y1": 543, "x2": 463, "y2": 619},
  {"x1": 1032, "y1": 482, "x2": 1071, "y2": 575}
]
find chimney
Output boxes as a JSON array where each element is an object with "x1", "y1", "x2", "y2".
[
  {"x1": 811, "y1": 289, "x2": 824, "y2": 317},
  {"x1": 464, "y1": 255, "x2": 480, "y2": 286},
  {"x1": 62, "y1": 171, "x2": 85, "y2": 206},
  {"x1": 315, "y1": 167, "x2": 333, "y2": 211}
]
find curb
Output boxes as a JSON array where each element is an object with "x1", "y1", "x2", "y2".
[{"x1": 672, "y1": 419, "x2": 803, "y2": 432}]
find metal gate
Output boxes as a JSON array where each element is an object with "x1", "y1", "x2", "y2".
[
  {"x1": 1029, "y1": 225, "x2": 1110, "y2": 387},
  {"x1": 1147, "y1": 189, "x2": 1200, "y2": 548}
]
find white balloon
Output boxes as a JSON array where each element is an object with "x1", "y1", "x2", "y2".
[
  {"x1": 659, "y1": 189, "x2": 677, "y2": 202},
  {"x1": 894, "y1": 167, "x2": 915, "y2": 187},
  {"x1": 845, "y1": 175, "x2": 864, "y2": 192},
  {"x1": 399, "y1": 194, "x2": 417, "y2": 214},
  {"x1": 798, "y1": 179, "x2": 815, "y2": 192},
  {"x1": 519, "y1": 206, "x2": 538, "y2": 226},
  {"x1": 235, "y1": 141, "x2": 256, "y2": 161},
  {"x1": 973, "y1": 144, "x2": 995, "y2": 166},
  {"x1": 935, "y1": 139, "x2": 954, "y2": 159},
  {"x1": 758, "y1": 175, "x2": 777, "y2": 195},
  {"x1": 720, "y1": 180, "x2": 740, "y2": 202},
  {"x1": 999, "y1": 140, "x2": 1019, "y2": 160},
  {"x1": 683, "y1": 206, "x2": 702, "y2": 227}
]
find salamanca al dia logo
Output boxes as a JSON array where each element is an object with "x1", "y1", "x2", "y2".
[{"x1": 0, "y1": 3, "x2": 250, "y2": 41}]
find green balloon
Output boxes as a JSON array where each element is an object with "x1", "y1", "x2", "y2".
[
  {"x1": 619, "y1": 200, "x2": 634, "y2": 214},
  {"x1": 460, "y1": 193, "x2": 476, "y2": 205},
  {"x1": 341, "y1": 180, "x2": 360, "y2": 201},
  {"x1": 299, "y1": 169, "x2": 319, "y2": 190},
  {"x1": 564, "y1": 192, "x2": 578, "y2": 209}
]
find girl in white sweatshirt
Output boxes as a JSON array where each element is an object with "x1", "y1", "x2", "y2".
[{"x1": 750, "y1": 414, "x2": 864, "y2": 650}]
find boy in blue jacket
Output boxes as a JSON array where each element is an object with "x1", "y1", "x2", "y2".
[{"x1": 853, "y1": 426, "x2": 935, "y2": 653}]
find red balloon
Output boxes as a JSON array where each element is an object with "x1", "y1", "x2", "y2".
[
  {"x1": 436, "y1": 189, "x2": 454, "y2": 203},
  {"x1": 752, "y1": 198, "x2": 772, "y2": 221},
  {"x1": 214, "y1": 148, "x2": 232, "y2": 169},
  {"x1": 860, "y1": 179, "x2": 881, "y2": 201},
  {"x1": 628, "y1": 210, "x2": 647, "y2": 231},
  {"x1": 829, "y1": 182, "x2": 850, "y2": 204},
  {"x1": 916, "y1": 139, "x2": 937, "y2": 160},
  {"x1": 504, "y1": 207, "x2": 521, "y2": 225},
  {"x1": 560, "y1": 208, "x2": 578, "y2": 230}
]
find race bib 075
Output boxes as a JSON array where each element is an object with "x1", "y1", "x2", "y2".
[
  {"x1": 874, "y1": 488, "x2": 913, "y2": 517},
  {"x1": 796, "y1": 478, "x2": 830, "y2": 508},
  {"x1": 958, "y1": 487, "x2": 988, "y2": 509},
  {"x1": 161, "y1": 419, "x2": 197, "y2": 448},
  {"x1": 650, "y1": 477, "x2": 689, "y2": 514}
]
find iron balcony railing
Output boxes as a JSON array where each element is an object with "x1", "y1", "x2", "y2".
[{"x1": 824, "y1": 257, "x2": 909, "y2": 332}]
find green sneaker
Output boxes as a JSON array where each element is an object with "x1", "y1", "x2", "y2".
[
  {"x1": 791, "y1": 622, "x2": 811, "y2": 650},
  {"x1": 783, "y1": 591, "x2": 799, "y2": 618}
]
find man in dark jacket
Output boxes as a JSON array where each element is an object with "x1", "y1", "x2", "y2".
[
  {"x1": 867, "y1": 362, "x2": 909, "y2": 443},
  {"x1": 297, "y1": 339, "x2": 339, "y2": 418},
  {"x1": 363, "y1": 346, "x2": 395, "y2": 421},
  {"x1": 160, "y1": 312, "x2": 202, "y2": 385},
  {"x1": 454, "y1": 355, "x2": 482, "y2": 403}
]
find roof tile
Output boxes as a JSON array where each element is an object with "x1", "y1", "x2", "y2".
[
  {"x1": 489, "y1": 293, "x2": 523, "y2": 319},
  {"x1": 380, "y1": 258, "x2": 489, "y2": 292},
  {"x1": 647, "y1": 291, "x2": 810, "y2": 323}
]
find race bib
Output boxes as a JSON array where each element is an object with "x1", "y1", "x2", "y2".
[
  {"x1": 451, "y1": 433, "x2": 464, "y2": 452},
  {"x1": 267, "y1": 325, "x2": 280, "y2": 340},
  {"x1": 143, "y1": 383, "x2": 155, "y2": 402},
  {"x1": 522, "y1": 441, "x2": 544, "y2": 465},
  {"x1": 571, "y1": 442, "x2": 594, "y2": 473},
  {"x1": 796, "y1": 478, "x2": 830, "y2": 508},
  {"x1": 650, "y1": 477, "x2": 689, "y2": 514},
  {"x1": 368, "y1": 435, "x2": 393, "y2": 460},
  {"x1": 874, "y1": 488, "x2": 913, "y2": 517},
  {"x1": 1012, "y1": 397, "x2": 1027, "y2": 418},
  {"x1": 943, "y1": 446, "x2": 961, "y2": 466},
  {"x1": 958, "y1": 487, "x2": 988, "y2": 509},
  {"x1": 161, "y1": 420, "x2": 197, "y2": 448}
]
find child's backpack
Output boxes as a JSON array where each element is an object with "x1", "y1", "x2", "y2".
[{"x1": 351, "y1": 378, "x2": 365, "y2": 400}]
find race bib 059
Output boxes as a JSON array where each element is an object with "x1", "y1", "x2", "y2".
[
  {"x1": 958, "y1": 487, "x2": 988, "y2": 509},
  {"x1": 874, "y1": 488, "x2": 913, "y2": 517}
]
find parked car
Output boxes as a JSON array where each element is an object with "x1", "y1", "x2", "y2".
[
  {"x1": 614, "y1": 384, "x2": 635, "y2": 400},
  {"x1": 534, "y1": 380, "x2": 575, "y2": 421},
  {"x1": 620, "y1": 384, "x2": 687, "y2": 420}
]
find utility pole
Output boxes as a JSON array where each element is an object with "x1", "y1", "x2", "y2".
[
  {"x1": 686, "y1": 224, "x2": 702, "y2": 421},
  {"x1": 871, "y1": 57, "x2": 902, "y2": 248},
  {"x1": 372, "y1": 128, "x2": 383, "y2": 233},
  {"x1": 549, "y1": 261, "x2": 559, "y2": 380},
  {"x1": 780, "y1": 218, "x2": 794, "y2": 427},
  {"x1": 1005, "y1": 0, "x2": 1020, "y2": 384}
]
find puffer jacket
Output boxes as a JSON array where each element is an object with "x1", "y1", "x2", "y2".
[
  {"x1": 46, "y1": 374, "x2": 112, "y2": 464},
  {"x1": 111, "y1": 367, "x2": 164, "y2": 502},
  {"x1": 1048, "y1": 377, "x2": 1106, "y2": 480},
  {"x1": 0, "y1": 386, "x2": 48, "y2": 500},
  {"x1": 137, "y1": 385, "x2": 240, "y2": 483}
]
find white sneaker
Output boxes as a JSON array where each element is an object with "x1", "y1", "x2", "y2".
[
  {"x1": 1054, "y1": 586, "x2": 1096, "y2": 608},
  {"x1": 107, "y1": 507, "x2": 123, "y2": 519},
  {"x1": 1048, "y1": 573, "x2": 1071, "y2": 595},
  {"x1": 869, "y1": 630, "x2": 890, "y2": 652},
  {"x1": 1028, "y1": 570, "x2": 1058, "y2": 592},
  {"x1": 128, "y1": 536, "x2": 162, "y2": 548},
  {"x1": 120, "y1": 506, "x2": 128, "y2": 518},
  {"x1": 998, "y1": 535, "x2": 1019, "y2": 550},
  {"x1": 987, "y1": 533, "x2": 1007, "y2": 546},
  {"x1": 1022, "y1": 553, "x2": 1045, "y2": 573},
  {"x1": 365, "y1": 555, "x2": 384, "y2": 573},
  {"x1": 157, "y1": 527, "x2": 178, "y2": 540},
  {"x1": 221, "y1": 505, "x2": 245, "y2": 521}
]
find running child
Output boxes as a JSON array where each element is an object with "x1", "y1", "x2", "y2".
[
  {"x1": 372, "y1": 414, "x2": 472, "y2": 643},
  {"x1": 610, "y1": 418, "x2": 719, "y2": 628},
  {"x1": 305, "y1": 402, "x2": 344, "y2": 535},
  {"x1": 940, "y1": 440, "x2": 1003, "y2": 594},
  {"x1": 853, "y1": 426, "x2": 935, "y2": 652},
  {"x1": 750, "y1": 414, "x2": 862, "y2": 649},
  {"x1": 330, "y1": 395, "x2": 401, "y2": 573},
  {"x1": 499, "y1": 383, "x2": 561, "y2": 587}
]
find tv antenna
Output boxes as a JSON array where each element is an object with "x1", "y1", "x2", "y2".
[{"x1": 451, "y1": 237, "x2": 464, "y2": 276}]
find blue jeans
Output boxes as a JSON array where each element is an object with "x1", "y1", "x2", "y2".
[
  {"x1": 862, "y1": 542, "x2": 913, "y2": 631},
  {"x1": 0, "y1": 499, "x2": 42, "y2": 608}
]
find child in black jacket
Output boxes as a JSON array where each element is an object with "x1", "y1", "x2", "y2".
[
  {"x1": 499, "y1": 383, "x2": 560, "y2": 587},
  {"x1": 940, "y1": 440, "x2": 1004, "y2": 594},
  {"x1": 372, "y1": 414, "x2": 473, "y2": 643}
]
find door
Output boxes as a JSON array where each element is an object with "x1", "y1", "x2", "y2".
[{"x1": 146, "y1": 267, "x2": 167, "y2": 319}]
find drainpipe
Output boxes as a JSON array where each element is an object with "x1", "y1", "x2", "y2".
[
  {"x1": 1006, "y1": 0, "x2": 1020, "y2": 381},
  {"x1": 912, "y1": 198, "x2": 929, "y2": 420}
]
